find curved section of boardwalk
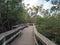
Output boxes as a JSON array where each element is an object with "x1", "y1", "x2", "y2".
[{"x1": 10, "y1": 26, "x2": 36, "y2": 45}]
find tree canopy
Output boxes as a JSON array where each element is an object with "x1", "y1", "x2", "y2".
[{"x1": 0, "y1": 0, "x2": 29, "y2": 33}]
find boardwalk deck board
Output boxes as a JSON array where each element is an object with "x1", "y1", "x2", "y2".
[{"x1": 10, "y1": 26, "x2": 36, "y2": 45}]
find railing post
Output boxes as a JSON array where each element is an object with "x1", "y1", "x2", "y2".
[
  {"x1": 33, "y1": 24, "x2": 57, "y2": 45},
  {"x1": 0, "y1": 25, "x2": 27, "y2": 45}
]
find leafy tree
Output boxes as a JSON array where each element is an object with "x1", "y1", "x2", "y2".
[{"x1": 0, "y1": 0, "x2": 28, "y2": 33}]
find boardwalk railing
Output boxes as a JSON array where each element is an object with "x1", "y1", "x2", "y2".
[
  {"x1": 33, "y1": 24, "x2": 57, "y2": 45},
  {"x1": 0, "y1": 25, "x2": 27, "y2": 45}
]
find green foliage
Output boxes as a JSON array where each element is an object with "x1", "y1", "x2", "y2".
[
  {"x1": 45, "y1": 0, "x2": 58, "y2": 4},
  {"x1": 35, "y1": 12, "x2": 60, "y2": 45},
  {"x1": 0, "y1": 0, "x2": 28, "y2": 33},
  {"x1": 51, "y1": 0, "x2": 58, "y2": 5},
  {"x1": 45, "y1": 0, "x2": 49, "y2": 2},
  {"x1": 51, "y1": 6, "x2": 57, "y2": 11}
]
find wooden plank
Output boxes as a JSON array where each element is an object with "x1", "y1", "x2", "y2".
[
  {"x1": 34, "y1": 32, "x2": 39, "y2": 45},
  {"x1": 2, "y1": 31, "x2": 21, "y2": 45},
  {"x1": 0, "y1": 26, "x2": 25, "y2": 41},
  {"x1": 33, "y1": 24, "x2": 57, "y2": 45},
  {"x1": 10, "y1": 26, "x2": 36, "y2": 45}
]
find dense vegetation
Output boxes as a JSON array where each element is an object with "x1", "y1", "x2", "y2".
[
  {"x1": 0, "y1": 0, "x2": 31, "y2": 33},
  {"x1": 0, "y1": 0, "x2": 60, "y2": 45},
  {"x1": 35, "y1": 14, "x2": 60, "y2": 45},
  {"x1": 32, "y1": 0, "x2": 60, "y2": 45}
]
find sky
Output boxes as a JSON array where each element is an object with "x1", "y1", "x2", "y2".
[{"x1": 22, "y1": 0, "x2": 53, "y2": 10}]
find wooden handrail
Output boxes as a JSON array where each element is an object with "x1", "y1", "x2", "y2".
[
  {"x1": 3, "y1": 31, "x2": 21, "y2": 45},
  {"x1": 33, "y1": 24, "x2": 57, "y2": 45},
  {"x1": 0, "y1": 25, "x2": 26, "y2": 45},
  {"x1": 0, "y1": 26, "x2": 25, "y2": 40}
]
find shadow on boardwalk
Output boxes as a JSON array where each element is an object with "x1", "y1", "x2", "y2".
[{"x1": 10, "y1": 26, "x2": 36, "y2": 45}]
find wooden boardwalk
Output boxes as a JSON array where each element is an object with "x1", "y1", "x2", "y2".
[{"x1": 10, "y1": 26, "x2": 36, "y2": 45}]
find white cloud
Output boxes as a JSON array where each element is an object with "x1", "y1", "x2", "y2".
[
  {"x1": 23, "y1": 0, "x2": 37, "y2": 8},
  {"x1": 23, "y1": 0, "x2": 53, "y2": 9},
  {"x1": 43, "y1": 1, "x2": 53, "y2": 10}
]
